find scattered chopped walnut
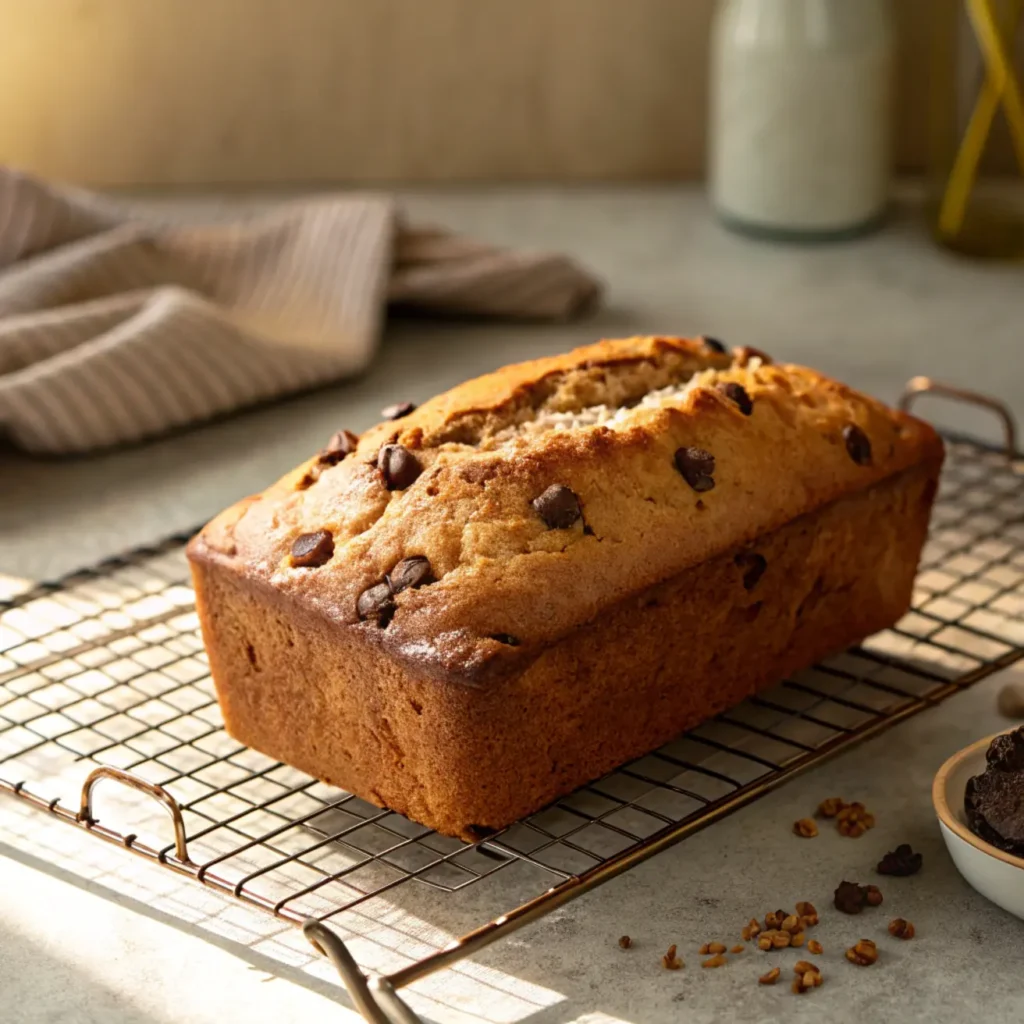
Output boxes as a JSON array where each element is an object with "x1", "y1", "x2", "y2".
[
  {"x1": 817, "y1": 797, "x2": 848, "y2": 818},
  {"x1": 702, "y1": 954, "x2": 728, "y2": 968},
  {"x1": 699, "y1": 942, "x2": 711, "y2": 955},
  {"x1": 757, "y1": 934, "x2": 773, "y2": 951},
  {"x1": 792, "y1": 968, "x2": 824, "y2": 994},
  {"x1": 746, "y1": 917, "x2": 761, "y2": 938},
  {"x1": 796, "y1": 901, "x2": 819, "y2": 928},
  {"x1": 662, "y1": 944, "x2": 683, "y2": 970},
  {"x1": 863, "y1": 884, "x2": 884, "y2": 907},
  {"x1": 731, "y1": 944, "x2": 745, "y2": 954},
  {"x1": 836, "y1": 801, "x2": 876, "y2": 837},
  {"x1": 618, "y1": 935, "x2": 632, "y2": 949},
  {"x1": 759, "y1": 967, "x2": 781, "y2": 985},
  {"x1": 781, "y1": 914, "x2": 801, "y2": 934},
  {"x1": 708, "y1": 941, "x2": 726, "y2": 955},
  {"x1": 765, "y1": 909, "x2": 786, "y2": 930},
  {"x1": 808, "y1": 939, "x2": 823, "y2": 955},
  {"x1": 793, "y1": 818, "x2": 819, "y2": 838},
  {"x1": 889, "y1": 918, "x2": 915, "y2": 939},
  {"x1": 790, "y1": 931, "x2": 806, "y2": 948},
  {"x1": 845, "y1": 939, "x2": 878, "y2": 966},
  {"x1": 771, "y1": 930, "x2": 792, "y2": 949},
  {"x1": 793, "y1": 960, "x2": 819, "y2": 976}
]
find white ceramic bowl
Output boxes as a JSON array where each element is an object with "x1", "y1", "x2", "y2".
[{"x1": 933, "y1": 731, "x2": 1024, "y2": 921}]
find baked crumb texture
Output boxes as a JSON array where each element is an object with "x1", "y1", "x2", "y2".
[{"x1": 188, "y1": 336, "x2": 945, "y2": 838}]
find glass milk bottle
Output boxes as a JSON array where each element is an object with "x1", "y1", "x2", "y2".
[{"x1": 709, "y1": 0, "x2": 896, "y2": 240}]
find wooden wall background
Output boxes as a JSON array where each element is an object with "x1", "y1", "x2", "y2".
[{"x1": 0, "y1": 0, "x2": 949, "y2": 185}]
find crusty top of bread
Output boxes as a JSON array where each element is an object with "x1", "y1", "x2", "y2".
[{"x1": 188, "y1": 336, "x2": 944, "y2": 686}]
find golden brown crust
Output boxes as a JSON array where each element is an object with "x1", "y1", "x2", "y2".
[
  {"x1": 187, "y1": 336, "x2": 944, "y2": 685},
  {"x1": 192, "y1": 463, "x2": 940, "y2": 839}
]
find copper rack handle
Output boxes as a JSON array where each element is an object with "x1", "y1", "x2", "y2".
[
  {"x1": 303, "y1": 921, "x2": 421, "y2": 1024},
  {"x1": 899, "y1": 377, "x2": 1018, "y2": 460},
  {"x1": 78, "y1": 765, "x2": 192, "y2": 865}
]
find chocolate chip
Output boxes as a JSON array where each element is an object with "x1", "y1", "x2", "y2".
[
  {"x1": 356, "y1": 582, "x2": 396, "y2": 627},
  {"x1": 716, "y1": 381, "x2": 753, "y2": 416},
  {"x1": 290, "y1": 530, "x2": 334, "y2": 568},
  {"x1": 532, "y1": 484, "x2": 582, "y2": 529},
  {"x1": 319, "y1": 429, "x2": 359, "y2": 466},
  {"x1": 378, "y1": 444, "x2": 422, "y2": 490},
  {"x1": 735, "y1": 552, "x2": 767, "y2": 590},
  {"x1": 877, "y1": 843, "x2": 923, "y2": 877},
  {"x1": 843, "y1": 424, "x2": 873, "y2": 466},
  {"x1": 834, "y1": 880, "x2": 865, "y2": 915},
  {"x1": 674, "y1": 447, "x2": 716, "y2": 492},
  {"x1": 381, "y1": 401, "x2": 416, "y2": 421},
  {"x1": 489, "y1": 633, "x2": 521, "y2": 646},
  {"x1": 702, "y1": 336, "x2": 726, "y2": 354},
  {"x1": 389, "y1": 556, "x2": 434, "y2": 594}
]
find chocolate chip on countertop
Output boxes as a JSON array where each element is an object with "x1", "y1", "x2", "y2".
[
  {"x1": 833, "y1": 880, "x2": 866, "y2": 915},
  {"x1": 877, "y1": 844, "x2": 923, "y2": 877},
  {"x1": 735, "y1": 552, "x2": 767, "y2": 590},
  {"x1": 381, "y1": 401, "x2": 416, "y2": 421},
  {"x1": 357, "y1": 582, "x2": 396, "y2": 627},
  {"x1": 389, "y1": 556, "x2": 435, "y2": 594},
  {"x1": 532, "y1": 484, "x2": 583, "y2": 529},
  {"x1": 319, "y1": 429, "x2": 359, "y2": 465},
  {"x1": 716, "y1": 381, "x2": 753, "y2": 416},
  {"x1": 378, "y1": 444, "x2": 422, "y2": 490},
  {"x1": 843, "y1": 424, "x2": 873, "y2": 466},
  {"x1": 290, "y1": 530, "x2": 334, "y2": 568},
  {"x1": 701, "y1": 336, "x2": 726, "y2": 354},
  {"x1": 674, "y1": 446, "x2": 716, "y2": 492}
]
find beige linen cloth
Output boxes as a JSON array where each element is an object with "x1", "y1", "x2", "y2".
[{"x1": 0, "y1": 168, "x2": 601, "y2": 455}]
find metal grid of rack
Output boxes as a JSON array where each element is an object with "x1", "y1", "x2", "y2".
[{"x1": 2, "y1": 387, "x2": 1022, "y2": 1023}]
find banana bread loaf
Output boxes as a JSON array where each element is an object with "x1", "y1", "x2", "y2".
[{"x1": 188, "y1": 336, "x2": 944, "y2": 839}]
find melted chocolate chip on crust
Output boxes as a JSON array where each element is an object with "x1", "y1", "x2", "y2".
[
  {"x1": 381, "y1": 401, "x2": 416, "y2": 421},
  {"x1": 716, "y1": 381, "x2": 753, "y2": 416},
  {"x1": 290, "y1": 530, "x2": 334, "y2": 568},
  {"x1": 357, "y1": 582, "x2": 396, "y2": 627},
  {"x1": 378, "y1": 444, "x2": 422, "y2": 490},
  {"x1": 674, "y1": 447, "x2": 716, "y2": 492},
  {"x1": 489, "y1": 634, "x2": 521, "y2": 646},
  {"x1": 389, "y1": 556, "x2": 434, "y2": 594},
  {"x1": 701, "y1": 336, "x2": 726, "y2": 354},
  {"x1": 532, "y1": 485, "x2": 583, "y2": 529},
  {"x1": 843, "y1": 424, "x2": 873, "y2": 466},
  {"x1": 319, "y1": 429, "x2": 359, "y2": 466},
  {"x1": 735, "y1": 552, "x2": 767, "y2": 590}
]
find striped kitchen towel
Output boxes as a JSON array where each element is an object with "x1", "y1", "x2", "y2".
[{"x1": 0, "y1": 168, "x2": 601, "y2": 455}]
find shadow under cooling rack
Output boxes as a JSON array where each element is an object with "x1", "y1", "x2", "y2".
[{"x1": 2, "y1": 436, "x2": 1024, "y2": 980}]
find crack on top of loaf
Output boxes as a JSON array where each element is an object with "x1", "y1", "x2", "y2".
[{"x1": 424, "y1": 344, "x2": 733, "y2": 449}]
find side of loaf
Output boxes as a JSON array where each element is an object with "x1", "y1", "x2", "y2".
[{"x1": 188, "y1": 336, "x2": 945, "y2": 839}]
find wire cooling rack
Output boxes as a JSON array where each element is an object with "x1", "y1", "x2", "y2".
[{"x1": 2, "y1": 381, "x2": 1023, "y2": 1023}]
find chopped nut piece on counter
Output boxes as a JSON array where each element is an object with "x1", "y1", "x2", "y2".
[
  {"x1": 846, "y1": 939, "x2": 879, "y2": 966},
  {"x1": 759, "y1": 967, "x2": 781, "y2": 985},
  {"x1": 877, "y1": 843, "x2": 923, "y2": 876},
  {"x1": 889, "y1": 918, "x2": 916, "y2": 939},
  {"x1": 699, "y1": 942, "x2": 711, "y2": 955},
  {"x1": 836, "y1": 801, "x2": 876, "y2": 838},
  {"x1": 796, "y1": 901, "x2": 819, "y2": 928},
  {"x1": 790, "y1": 932, "x2": 806, "y2": 947},
  {"x1": 618, "y1": 935, "x2": 632, "y2": 949},
  {"x1": 757, "y1": 934, "x2": 774, "y2": 951},
  {"x1": 793, "y1": 817, "x2": 819, "y2": 838},
  {"x1": 817, "y1": 797, "x2": 848, "y2": 818},
  {"x1": 742, "y1": 917, "x2": 762, "y2": 941},
  {"x1": 731, "y1": 944, "x2": 745, "y2": 954},
  {"x1": 792, "y1": 969, "x2": 824, "y2": 994},
  {"x1": 702, "y1": 954, "x2": 728, "y2": 968},
  {"x1": 781, "y1": 914, "x2": 801, "y2": 933},
  {"x1": 765, "y1": 909, "x2": 786, "y2": 930},
  {"x1": 808, "y1": 939, "x2": 824, "y2": 955},
  {"x1": 662, "y1": 944, "x2": 683, "y2": 970},
  {"x1": 771, "y1": 930, "x2": 792, "y2": 949},
  {"x1": 793, "y1": 961, "x2": 819, "y2": 976}
]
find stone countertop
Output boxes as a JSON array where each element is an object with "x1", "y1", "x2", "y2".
[{"x1": 1, "y1": 187, "x2": 1023, "y2": 1024}]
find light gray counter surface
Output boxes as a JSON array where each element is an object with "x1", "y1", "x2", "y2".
[{"x1": 1, "y1": 187, "x2": 1023, "y2": 1023}]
